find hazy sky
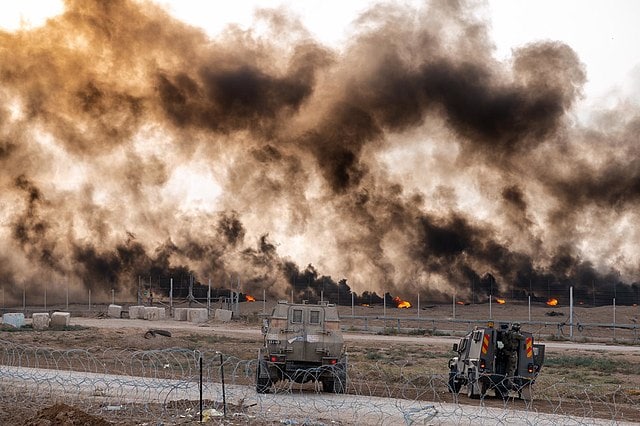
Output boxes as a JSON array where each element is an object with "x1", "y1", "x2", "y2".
[{"x1": 3, "y1": 0, "x2": 638, "y2": 110}]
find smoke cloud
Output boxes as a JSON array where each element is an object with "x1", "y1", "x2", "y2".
[{"x1": 0, "y1": 0, "x2": 638, "y2": 305}]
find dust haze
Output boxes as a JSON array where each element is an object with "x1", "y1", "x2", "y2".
[{"x1": 1, "y1": 0, "x2": 638, "y2": 305}]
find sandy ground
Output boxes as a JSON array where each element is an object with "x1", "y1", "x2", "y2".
[{"x1": 1, "y1": 301, "x2": 639, "y2": 425}]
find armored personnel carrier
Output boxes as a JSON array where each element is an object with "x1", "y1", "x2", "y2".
[
  {"x1": 448, "y1": 322, "x2": 545, "y2": 400},
  {"x1": 256, "y1": 300, "x2": 347, "y2": 393}
]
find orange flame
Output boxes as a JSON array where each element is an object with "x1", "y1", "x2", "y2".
[
  {"x1": 546, "y1": 298, "x2": 558, "y2": 306},
  {"x1": 456, "y1": 301, "x2": 465, "y2": 305},
  {"x1": 245, "y1": 295, "x2": 256, "y2": 302},
  {"x1": 392, "y1": 296, "x2": 412, "y2": 309},
  {"x1": 496, "y1": 298, "x2": 506, "y2": 304}
]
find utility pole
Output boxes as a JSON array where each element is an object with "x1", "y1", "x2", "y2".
[{"x1": 569, "y1": 286, "x2": 574, "y2": 338}]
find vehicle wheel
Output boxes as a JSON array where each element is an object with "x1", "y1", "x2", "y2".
[
  {"x1": 519, "y1": 383, "x2": 533, "y2": 401},
  {"x1": 256, "y1": 377, "x2": 271, "y2": 393},
  {"x1": 467, "y1": 381, "x2": 479, "y2": 399},
  {"x1": 496, "y1": 384, "x2": 509, "y2": 400},
  {"x1": 256, "y1": 361, "x2": 271, "y2": 394},
  {"x1": 466, "y1": 370, "x2": 480, "y2": 399},
  {"x1": 478, "y1": 378, "x2": 488, "y2": 398},
  {"x1": 323, "y1": 370, "x2": 347, "y2": 393},
  {"x1": 448, "y1": 371, "x2": 461, "y2": 394},
  {"x1": 333, "y1": 372, "x2": 347, "y2": 393},
  {"x1": 466, "y1": 383, "x2": 475, "y2": 399},
  {"x1": 468, "y1": 378, "x2": 488, "y2": 399}
]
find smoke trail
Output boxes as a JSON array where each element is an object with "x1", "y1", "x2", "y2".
[{"x1": 0, "y1": 0, "x2": 637, "y2": 305}]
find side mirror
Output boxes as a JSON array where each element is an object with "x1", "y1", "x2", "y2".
[
  {"x1": 452, "y1": 343, "x2": 458, "y2": 352},
  {"x1": 261, "y1": 319, "x2": 269, "y2": 335}
]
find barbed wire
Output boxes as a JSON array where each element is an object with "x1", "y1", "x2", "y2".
[{"x1": 1, "y1": 339, "x2": 638, "y2": 425}]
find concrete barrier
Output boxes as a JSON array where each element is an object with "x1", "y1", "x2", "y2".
[
  {"x1": 32, "y1": 313, "x2": 50, "y2": 330},
  {"x1": 144, "y1": 307, "x2": 166, "y2": 321},
  {"x1": 174, "y1": 308, "x2": 189, "y2": 321},
  {"x1": 50, "y1": 312, "x2": 71, "y2": 327},
  {"x1": 187, "y1": 308, "x2": 209, "y2": 324},
  {"x1": 214, "y1": 309, "x2": 233, "y2": 322},
  {"x1": 108, "y1": 304, "x2": 123, "y2": 318},
  {"x1": 2, "y1": 313, "x2": 25, "y2": 328},
  {"x1": 128, "y1": 305, "x2": 146, "y2": 319}
]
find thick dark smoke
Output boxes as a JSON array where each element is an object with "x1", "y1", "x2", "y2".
[{"x1": 0, "y1": 0, "x2": 638, "y2": 306}]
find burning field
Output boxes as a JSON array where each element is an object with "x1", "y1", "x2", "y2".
[{"x1": 0, "y1": 0, "x2": 639, "y2": 308}]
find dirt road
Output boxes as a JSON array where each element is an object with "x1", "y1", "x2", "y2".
[{"x1": 71, "y1": 317, "x2": 639, "y2": 353}]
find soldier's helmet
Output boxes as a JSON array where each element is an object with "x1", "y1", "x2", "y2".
[{"x1": 512, "y1": 323, "x2": 521, "y2": 332}]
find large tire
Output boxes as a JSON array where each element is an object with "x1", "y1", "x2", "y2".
[
  {"x1": 478, "y1": 378, "x2": 488, "y2": 398},
  {"x1": 256, "y1": 360, "x2": 272, "y2": 394},
  {"x1": 467, "y1": 382, "x2": 478, "y2": 399},
  {"x1": 333, "y1": 371, "x2": 347, "y2": 393},
  {"x1": 519, "y1": 383, "x2": 533, "y2": 401},
  {"x1": 323, "y1": 368, "x2": 347, "y2": 393},
  {"x1": 448, "y1": 369, "x2": 461, "y2": 393},
  {"x1": 467, "y1": 374, "x2": 489, "y2": 399},
  {"x1": 467, "y1": 371, "x2": 479, "y2": 399},
  {"x1": 256, "y1": 376, "x2": 271, "y2": 393},
  {"x1": 495, "y1": 384, "x2": 509, "y2": 400},
  {"x1": 467, "y1": 383, "x2": 476, "y2": 399}
]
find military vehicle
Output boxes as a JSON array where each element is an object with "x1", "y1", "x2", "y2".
[
  {"x1": 448, "y1": 322, "x2": 545, "y2": 400},
  {"x1": 256, "y1": 300, "x2": 347, "y2": 393}
]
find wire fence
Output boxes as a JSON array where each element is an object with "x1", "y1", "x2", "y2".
[
  {"x1": 3, "y1": 295, "x2": 640, "y2": 346},
  {"x1": 1, "y1": 339, "x2": 639, "y2": 425},
  {"x1": 340, "y1": 315, "x2": 640, "y2": 344}
]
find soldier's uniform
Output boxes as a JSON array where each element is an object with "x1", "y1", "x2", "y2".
[{"x1": 503, "y1": 324, "x2": 524, "y2": 382}]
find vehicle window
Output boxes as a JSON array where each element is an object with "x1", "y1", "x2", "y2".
[
  {"x1": 291, "y1": 309, "x2": 303, "y2": 323},
  {"x1": 309, "y1": 310, "x2": 320, "y2": 324},
  {"x1": 459, "y1": 338, "x2": 467, "y2": 352}
]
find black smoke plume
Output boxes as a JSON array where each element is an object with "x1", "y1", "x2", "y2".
[{"x1": 0, "y1": 0, "x2": 638, "y2": 306}]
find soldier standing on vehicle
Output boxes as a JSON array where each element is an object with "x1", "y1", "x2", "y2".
[{"x1": 503, "y1": 323, "x2": 524, "y2": 383}]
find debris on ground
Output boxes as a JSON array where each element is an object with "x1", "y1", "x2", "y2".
[
  {"x1": 202, "y1": 408, "x2": 224, "y2": 421},
  {"x1": 23, "y1": 403, "x2": 111, "y2": 426},
  {"x1": 144, "y1": 329, "x2": 172, "y2": 339}
]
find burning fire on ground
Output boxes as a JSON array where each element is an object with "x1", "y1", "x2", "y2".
[
  {"x1": 393, "y1": 296, "x2": 411, "y2": 309},
  {"x1": 546, "y1": 298, "x2": 558, "y2": 306},
  {"x1": 495, "y1": 298, "x2": 506, "y2": 304},
  {"x1": 245, "y1": 295, "x2": 256, "y2": 302},
  {"x1": 456, "y1": 301, "x2": 465, "y2": 305}
]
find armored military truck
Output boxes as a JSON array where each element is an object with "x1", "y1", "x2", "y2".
[
  {"x1": 256, "y1": 300, "x2": 347, "y2": 394},
  {"x1": 448, "y1": 322, "x2": 545, "y2": 400}
]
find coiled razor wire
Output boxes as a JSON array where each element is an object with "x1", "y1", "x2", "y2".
[{"x1": 0, "y1": 338, "x2": 639, "y2": 425}]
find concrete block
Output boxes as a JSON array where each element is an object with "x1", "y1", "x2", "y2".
[
  {"x1": 2, "y1": 313, "x2": 25, "y2": 328},
  {"x1": 173, "y1": 308, "x2": 188, "y2": 321},
  {"x1": 128, "y1": 305, "x2": 146, "y2": 319},
  {"x1": 187, "y1": 308, "x2": 209, "y2": 324},
  {"x1": 144, "y1": 307, "x2": 166, "y2": 321},
  {"x1": 32, "y1": 313, "x2": 50, "y2": 330},
  {"x1": 50, "y1": 312, "x2": 71, "y2": 327},
  {"x1": 214, "y1": 309, "x2": 233, "y2": 322},
  {"x1": 108, "y1": 304, "x2": 123, "y2": 318},
  {"x1": 143, "y1": 307, "x2": 155, "y2": 320}
]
